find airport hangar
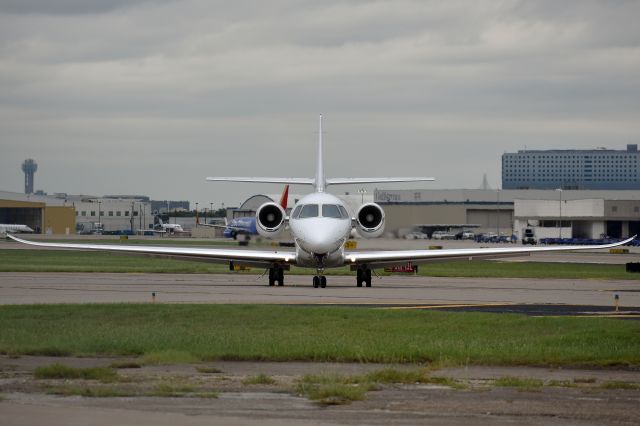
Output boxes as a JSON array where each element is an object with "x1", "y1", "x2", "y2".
[{"x1": 0, "y1": 190, "x2": 154, "y2": 235}]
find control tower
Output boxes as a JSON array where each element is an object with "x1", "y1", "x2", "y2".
[{"x1": 21, "y1": 159, "x2": 38, "y2": 194}]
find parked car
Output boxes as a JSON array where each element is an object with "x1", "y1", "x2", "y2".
[
  {"x1": 432, "y1": 230, "x2": 455, "y2": 240},
  {"x1": 455, "y1": 230, "x2": 475, "y2": 240},
  {"x1": 475, "y1": 232, "x2": 497, "y2": 243},
  {"x1": 404, "y1": 231, "x2": 429, "y2": 240},
  {"x1": 522, "y1": 228, "x2": 537, "y2": 245}
]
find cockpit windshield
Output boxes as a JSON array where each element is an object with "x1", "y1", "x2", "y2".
[
  {"x1": 321, "y1": 204, "x2": 343, "y2": 219},
  {"x1": 299, "y1": 204, "x2": 319, "y2": 218}
]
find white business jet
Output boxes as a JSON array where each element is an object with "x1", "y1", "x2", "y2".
[
  {"x1": 8, "y1": 116, "x2": 635, "y2": 288},
  {"x1": 1, "y1": 224, "x2": 34, "y2": 234}
]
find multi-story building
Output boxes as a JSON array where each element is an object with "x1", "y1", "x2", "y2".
[{"x1": 502, "y1": 144, "x2": 640, "y2": 190}]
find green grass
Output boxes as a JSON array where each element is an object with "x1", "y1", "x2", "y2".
[
  {"x1": 2, "y1": 305, "x2": 639, "y2": 367},
  {"x1": 294, "y1": 369, "x2": 466, "y2": 405},
  {"x1": 493, "y1": 376, "x2": 544, "y2": 391},
  {"x1": 142, "y1": 350, "x2": 198, "y2": 365},
  {"x1": 47, "y1": 385, "x2": 136, "y2": 397},
  {"x1": 151, "y1": 383, "x2": 195, "y2": 397},
  {"x1": 599, "y1": 381, "x2": 640, "y2": 390},
  {"x1": 34, "y1": 364, "x2": 119, "y2": 382},
  {"x1": 362, "y1": 368, "x2": 428, "y2": 384},
  {"x1": 296, "y1": 375, "x2": 374, "y2": 405},
  {"x1": 1, "y1": 249, "x2": 638, "y2": 279},
  {"x1": 242, "y1": 373, "x2": 277, "y2": 385}
]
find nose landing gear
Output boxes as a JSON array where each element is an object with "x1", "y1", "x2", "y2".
[{"x1": 312, "y1": 275, "x2": 327, "y2": 288}]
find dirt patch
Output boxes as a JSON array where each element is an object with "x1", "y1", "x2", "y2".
[{"x1": 2, "y1": 355, "x2": 640, "y2": 425}]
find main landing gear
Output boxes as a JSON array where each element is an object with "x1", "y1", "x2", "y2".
[
  {"x1": 356, "y1": 267, "x2": 372, "y2": 287},
  {"x1": 312, "y1": 275, "x2": 327, "y2": 288},
  {"x1": 268, "y1": 267, "x2": 284, "y2": 286}
]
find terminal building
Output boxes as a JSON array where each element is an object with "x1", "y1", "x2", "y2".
[{"x1": 502, "y1": 144, "x2": 640, "y2": 190}]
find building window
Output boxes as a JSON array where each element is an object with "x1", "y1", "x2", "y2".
[
  {"x1": 125, "y1": 211, "x2": 129, "y2": 217},
  {"x1": 90, "y1": 211, "x2": 95, "y2": 216},
  {"x1": 116, "y1": 211, "x2": 121, "y2": 216},
  {"x1": 109, "y1": 211, "x2": 113, "y2": 216},
  {"x1": 81, "y1": 211, "x2": 86, "y2": 216}
]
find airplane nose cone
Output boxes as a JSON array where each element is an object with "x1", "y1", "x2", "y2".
[{"x1": 300, "y1": 225, "x2": 342, "y2": 255}]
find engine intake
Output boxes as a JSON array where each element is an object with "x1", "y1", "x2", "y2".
[
  {"x1": 256, "y1": 202, "x2": 286, "y2": 238},
  {"x1": 355, "y1": 203, "x2": 385, "y2": 238}
]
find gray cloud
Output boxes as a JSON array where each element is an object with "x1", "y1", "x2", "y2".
[{"x1": 1, "y1": 0, "x2": 639, "y2": 206}]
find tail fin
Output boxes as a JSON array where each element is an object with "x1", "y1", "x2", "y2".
[
  {"x1": 315, "y1": 115, "x2": 325, "y2": 192},
  {"x1": 279, "y1": 184, "x2": 290, "y2": 208}
]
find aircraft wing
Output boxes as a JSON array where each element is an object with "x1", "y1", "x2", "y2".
[
  {"x1": 7, "y1": 235, "x2": 296, "y2": 268},
  {"x1": 344, "y1": 236, "x2": 636, "y2": 269}
]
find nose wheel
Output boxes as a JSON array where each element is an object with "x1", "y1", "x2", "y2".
[{"x1": 312, "y1": 275, "x2": 327, "y2": 288}]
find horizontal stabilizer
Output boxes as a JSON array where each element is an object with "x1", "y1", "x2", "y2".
[
  {"x1": 206, "y1": 177, "x2": 315, "y2": 185},
  {"x1": 326, "y1": 177, "x2": 435, "y2": 185}
]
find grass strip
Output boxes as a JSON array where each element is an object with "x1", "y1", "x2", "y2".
[
  {"x1": 47, "y1": 385, "x2": 136, "y2": 397},
  {"x1": 1, "y1": 249, "x2": 638, "y2": 279},
  {"x1": 34, "y1": 364, "x2": 119, "y2": 382},
  {"x1": 296, "y1": 375, "x2": 374, "y2": 405},
  {"x1": 599, "y1": 381, "x2": 640, "y2": 390},
  {"x1": 493, "y1": 376, "x2": 544, "y2": 391},
  {"x1": 1, "y1": 304, "x2": 639, "y2": 366},
  {"x1": 242, "y1": 373, "x2": 277, "y2": 385}
]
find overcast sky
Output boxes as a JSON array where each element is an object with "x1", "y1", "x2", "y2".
[{"x1": 1, "y1": 0, "x2": 639, "y2": 207}]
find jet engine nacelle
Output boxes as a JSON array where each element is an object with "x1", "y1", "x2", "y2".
[
  {"x1": 355, "y1": 203, "x2": 385, "y2": 238},
  {"x1": 256, "y1": 202, "x2": 286, "y2": 238}
]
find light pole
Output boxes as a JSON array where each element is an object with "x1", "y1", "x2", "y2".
[
  {"x1": 195, "y1": 202, "x2": 199, "y2": 227},
  {"x1": 556, "y1": 188, "x2": 563, "y2": 239},
  {"x1": 358, "y1": 188, "x2": 367, "y2": 204},
  {"x1": 496, "y1": 189, "x2": 500, "y2": 236},
  {"x1": 210, "y1": 202, "x2": 213, "y2": 222}
]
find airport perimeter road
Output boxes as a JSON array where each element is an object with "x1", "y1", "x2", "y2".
[{"x1": 1, "y1": 272, "x2": 639, "y2": 307}]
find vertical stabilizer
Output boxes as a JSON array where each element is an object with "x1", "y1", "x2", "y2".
[
  {"x1": 279, "y1": 184, "x2": 290, "y2": 208},
  {"x1": 315, "y1": 115, "x2": 325, "y2": 192}
]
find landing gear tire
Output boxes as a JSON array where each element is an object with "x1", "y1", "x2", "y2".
[
  {"x1": 356, "y1": 268, "x2": 372, "y2": 287},
  {"x1": 320, "y1": 276, "x2": 327, "y2": 288},
  {"x1": 277, "y1": 267, "x2": 284, "y2": 286},
  {"x1": 268, "y1": 268, "x2": 275, "y2": 286},
  {"x1": 269, "y1": 267, "x2": 285, "y2": 287},
  {"x1": 313, "y1": 276, "x2": 320, "y2": 288}
]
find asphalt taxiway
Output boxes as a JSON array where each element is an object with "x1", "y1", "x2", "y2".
[{"x1": 1, "y1": 273, "x2": 639, "y2": 318}]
